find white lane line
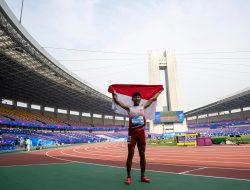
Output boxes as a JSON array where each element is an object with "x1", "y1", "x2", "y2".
[
  {"x1": 179, "y1": 167, "x2": 207, "y2": 174},
  {"x1": 61, "y1": 148, "x2": 125, "y2": 159},
  {"x1": 73, "y1": 150, "x2": 250, "y2": 159},
  {"x1": 45, "y1": 148, "x2": 250, "y2": 182},
  {"x1": 146, "y1": 157, "x2": 250, "y2": 165},
  {"x1": 47, "y1": 146, "x2": 250, "y2": 171},
  {"x1": 60, "y1": 144, "x2": 250, "y2": 166},
  {"x1": 144, "y1": 161, "x2": 250, "y2": 171},
  {"x1": 46, "y1": 148, "x2": 125, "y2": 169},
  {"x1": 73, "y1": 148, "x2": 127, "y2": 155}
]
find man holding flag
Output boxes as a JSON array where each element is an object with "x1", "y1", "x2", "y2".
[{"x1": 108, "y1": 84, "x2": 163, "y2": 185}]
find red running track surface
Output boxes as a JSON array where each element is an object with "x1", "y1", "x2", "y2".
[{"x1": 1, "y1": 142, "x2": 250, "y2": 181}]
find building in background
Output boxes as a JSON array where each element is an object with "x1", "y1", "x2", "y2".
[{"x1": 148, "y1": 50, "x2": 187, "y2": 134}]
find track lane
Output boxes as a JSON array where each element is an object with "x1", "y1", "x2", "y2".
[{"x1": 1, "y1": 142, "x2": 250, "y2": 181}]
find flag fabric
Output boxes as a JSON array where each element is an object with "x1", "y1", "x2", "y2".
[{"x1": 108, "y1": 84, "x2": 163, "y2": 120}]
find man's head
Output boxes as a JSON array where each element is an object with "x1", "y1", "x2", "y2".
[{"x1": 132, "y1": 92, "x2": 141, "y2": 106}]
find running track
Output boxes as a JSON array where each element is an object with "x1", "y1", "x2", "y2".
[{"x1": 1, "y1": 142, "x2": 250, "y2": 181}]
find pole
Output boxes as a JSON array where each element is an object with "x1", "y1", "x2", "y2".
[{"x1": 20, "y1": 0, "x2": 24, "y2": 23}]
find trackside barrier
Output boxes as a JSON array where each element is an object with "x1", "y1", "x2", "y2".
[
  {"x1": 197, "y1": 137, "x2": 212, "y2": 146},
  {"x1": 176, "y1": 133, "x2": 198, "y2": 146}
]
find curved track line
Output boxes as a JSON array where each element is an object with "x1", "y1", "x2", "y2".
[
  {"x1": 45, "y1": 146, "x2": 250, "y2": 182},
  {"x1": 47, "y1": 143, "x2": 250, "y2": 168},
  {"x1": 47, "y1": 142, "x2": 250, "y2": 166}
]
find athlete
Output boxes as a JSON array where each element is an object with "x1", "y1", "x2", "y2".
[{"x1": 112, "y1": 90, "x2": 163, "y2": 185}]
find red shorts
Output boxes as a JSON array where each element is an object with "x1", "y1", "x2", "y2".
[{"x1": 127, "y1": 129, "x2": 146, "y2": 148}]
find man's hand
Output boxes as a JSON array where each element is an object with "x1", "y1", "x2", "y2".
[
  {"x1": 144, "y1": 89, "x2": 164, "y2": 109},
  {"x1": 153, "y1": 89, "x2": 163, "y2": 101}
]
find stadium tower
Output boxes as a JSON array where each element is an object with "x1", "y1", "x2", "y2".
[{"x1": 148, "y1": 50, "x2": 187, "y2": 133}]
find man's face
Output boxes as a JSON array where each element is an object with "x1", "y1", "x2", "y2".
[{"x1": 132, "y1": 95, "x2": 141, "y2": 105}]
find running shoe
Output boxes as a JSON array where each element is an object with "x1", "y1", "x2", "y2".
[
  {"x1": 124, "y1": 177, "x2": 131, "y2": 185},
  {"x1": 141, "y1": 176, "x2": 150, "y2": 183}
]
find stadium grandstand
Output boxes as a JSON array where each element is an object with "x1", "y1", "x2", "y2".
[
  {"x1": 185, "y1": 87, "x2": 250, "y2": 136},
  {"x1": 0, "y1": 0, "x2": 250, "y2": 153},
  {"x1": 0, "y1": 1, "x2": 130, "y2": 151}
]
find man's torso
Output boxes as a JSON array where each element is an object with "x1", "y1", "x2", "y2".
[{"x1": 128, "y1": 105, "x2": 146, "y2": 134}]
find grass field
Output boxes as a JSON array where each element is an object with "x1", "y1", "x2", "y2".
[{"x1": 211, "y1": 135, "x2": 250, "y2": 144}]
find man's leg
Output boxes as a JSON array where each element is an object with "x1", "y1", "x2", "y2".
[
  {"x1": 137, "y1": 143, "x2": 146, "y2": 177},
  {"x1": 138, "y1": 136, "x2": 150, "y2": 183},
  {"x1": 126, "y1": 146, "x2": 134, "y2": 178},
  {"x1": 124, "y1": 135, "x2": 135, "y2": 184}
]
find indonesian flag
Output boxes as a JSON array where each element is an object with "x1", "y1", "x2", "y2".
[{"x1": 108, "y1": 84, "x2": 163, "y2": 120}]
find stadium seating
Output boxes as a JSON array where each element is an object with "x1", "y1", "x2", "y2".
[
  {"x1": 0, "y1": 106, "x2": 130, "y2": 152},
  {"x1": 187, "y1": 121, "x2": 250, "y2": 136},
  {"x1": 0, "y1": 106, "x2": 127, "y2": 131}
]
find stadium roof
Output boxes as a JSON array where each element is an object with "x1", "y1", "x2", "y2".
[
  {"x1": 185, "y1": 87, "x2": 250, "y2": 117},
  {"x1": 0, "y1": 1, "x2": 117, "y2": 116}
]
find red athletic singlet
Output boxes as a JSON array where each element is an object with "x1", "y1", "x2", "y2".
[
  {"x1": 128, "y1": 105, "x2": 146, "y2": 132},
  {"x1": 128, "y1": 105, "x2": 146, "y2": 147}
]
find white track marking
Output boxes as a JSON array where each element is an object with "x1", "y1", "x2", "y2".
[
  {"x1": 179, "y1": 167, "x2": 208, "y2": 174},
  {"x1": 46, "y1": 142, "x2": 250, "y2": 167},
  {"x1": 3, "y1": 142, "x2": 250, "y2": 182},
  {"x1": 46, "y1": 143, "x2": 250, "y2": 170},
  {"x1": 65, "y1": 147, "x2": 250, "y2": 166},
  {"x1": 45, "y1": 148, "x2": 250, "y2": 182},
  {"x1": 140, "y1": 161, "x2": 250, "y2": 171}
]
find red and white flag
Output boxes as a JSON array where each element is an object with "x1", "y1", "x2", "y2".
[{"x1": 108, "y1": 84, "x2": 163, "y2": 120}]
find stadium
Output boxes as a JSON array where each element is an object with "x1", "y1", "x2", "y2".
[{"x1": 1, "y1": 1, "x2": 250, "y2": 190}]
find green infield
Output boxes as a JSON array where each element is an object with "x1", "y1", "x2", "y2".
[
  {"x1": 1, "y1": 162, "x2": 250, "y2": 190},
  {"x1": 212, "y1": 135, "x2": 250, "y2": 144}
]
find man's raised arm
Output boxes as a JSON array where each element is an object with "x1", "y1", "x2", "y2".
[
  {"x1": 143, "y1": 89, "x2": 163, "y2": 109},
  {"x1": 112, "y1": 92, "x2": 130, "y2": 112}
]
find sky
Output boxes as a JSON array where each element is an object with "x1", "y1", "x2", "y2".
[{"x1": 4, "y1": 0, "x2": 250, "y2": 112}]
